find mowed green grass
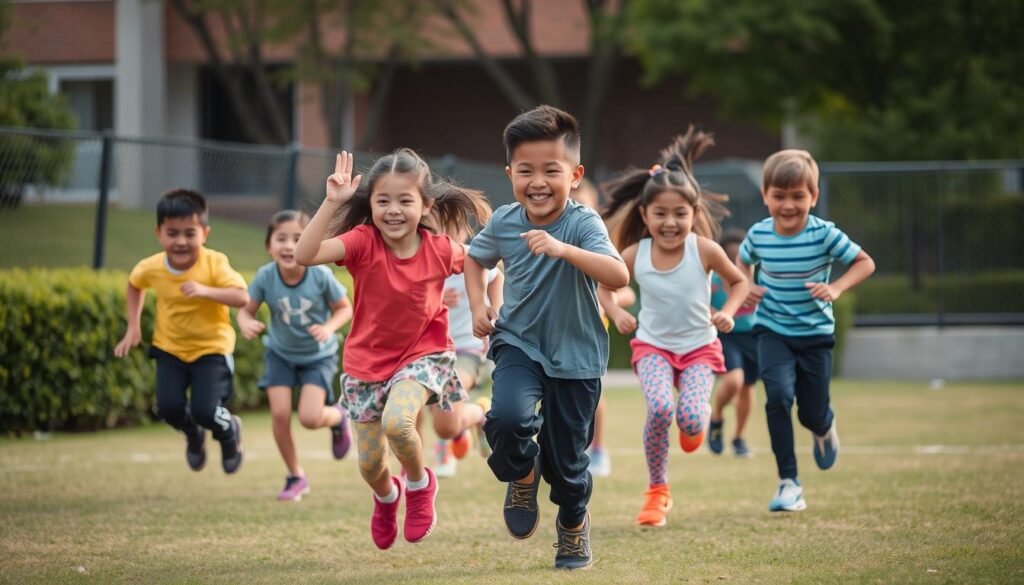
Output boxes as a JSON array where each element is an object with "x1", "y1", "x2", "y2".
[
  {"x1": 0, "y1": 204, "x2": 269, "y2": 272},
  {"x1": 2, "y1": 381, "x2": 1023, "y2": 584}
]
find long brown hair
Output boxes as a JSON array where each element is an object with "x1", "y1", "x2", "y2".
[
  {"x1": 328, "y1": 148, "x2": 492, "y2": 238},
  {"x1": 601, "y1": 126, "x2": 729, "y2": 250}
]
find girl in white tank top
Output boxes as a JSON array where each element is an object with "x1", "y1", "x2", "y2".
[{"x1": 597, "y1": 128, "x2": 749, "y2": 528}]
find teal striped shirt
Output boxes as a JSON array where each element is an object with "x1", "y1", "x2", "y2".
[{"x1": 739, "y1": 215, "x2": 861, "y2": 337}]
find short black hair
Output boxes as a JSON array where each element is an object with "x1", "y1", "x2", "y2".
[
  {"x1": 157, "y1": 189, "x2": 208, "y2": 226},
  {"x1": 503, "y1": 105, "x2": 581, "y2": 165}
]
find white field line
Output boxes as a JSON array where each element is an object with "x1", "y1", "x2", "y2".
[{"x1": 2, "y1": 444, "x2": 1024, "y2": 474}]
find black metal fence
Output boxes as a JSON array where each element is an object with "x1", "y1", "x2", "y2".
[{"x1": 2, "y1": 126, "x2": 1021, "y2": 326}]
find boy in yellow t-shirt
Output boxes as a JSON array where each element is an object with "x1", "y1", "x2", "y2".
[{"x1": 114, "y1": 189, "x2": 250, "y2": 474}]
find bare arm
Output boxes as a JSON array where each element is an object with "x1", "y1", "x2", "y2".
[
  {"x1": 486, "y1": 269, "x2": 504, "y2": 313},
  {"x1": 180, "y1": 282, "x2": 249, "y2": 308},
  {"x1": 114, "y1": 283, "x2": 145, "y2": 358},
  {"x1": 597, "y1": 244, "x2": 637, "y2": 334},
  {"x1": 520, "y1": 230, "x2": 629, "y2": 289},
  {"x1": 308, "y1": 296, "x2": 354, "y2": 342},
  {"x1": 735, "y1": 258, "x2": 765, "y2": 309},
  {"x1": 700, "y1": 237, "x2": 749, "y2": 333},
  {"x1": 807, "y1": 250, "x2": 876, "y2": 302},
  {"x1": 236, "y1": 299, "x2": 265, "y2": 340},
  {"x1": 466, "y1": 257, "x2": 497, "y2": 338},
  {"x1": 296, "y1": 152, "x2": 361, "y2": 266}
]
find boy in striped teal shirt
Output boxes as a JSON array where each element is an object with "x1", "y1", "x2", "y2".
[{"x1": 737, "y1": 149, "x2": 875, "y2": 512}]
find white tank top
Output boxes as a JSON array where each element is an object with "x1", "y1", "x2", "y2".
[{"x1": 635, "y1": 234, "x2": 717, "y2": 355}]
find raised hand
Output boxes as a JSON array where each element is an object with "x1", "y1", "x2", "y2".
[
  {"x1": 326, "y1": 151, "x2": 362, "y2": 205},
  {"x1": 711, "y1": 311, "x2": 735, "y2": 333},
  {"x1": 520, "y1": 230, "x2": 567, "y2": 258},
  {"x1": 805, "y1": 282, "x2": 841, "y2": 302},
  {"x1": 307, "y1": 324, "x2": 335, "y2": 343},
  {"x1": 610, "y1": 310, "x2": 638, "y2": 335},
  {"x1": 180, "y1": 281, "x2": 209, "y2": 299},
  {"x1": 240, "y1": 319, "x2": 265, "y2": 341},
  {"x1": 743, "y1": 284, "x2": 766, "y2": 309}
]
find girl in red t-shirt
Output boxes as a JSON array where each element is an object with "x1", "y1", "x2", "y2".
[{"x1": 296, "y1": 149, "x2": 491, "y2": 550}]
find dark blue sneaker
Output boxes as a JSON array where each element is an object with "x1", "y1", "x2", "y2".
[
  {"x1": 732, "y1": 437, "x2": 750, "y2": 458},
  {"x1": 220, "y1": 416, "x2": 244, "y2": 474},
  {"x1": 503, "y1": 458, "x2": 540, "y2": 539},
  {"x1": 707, "y1": 419, "x2": 724, "y2": 455},
  {"x1": 812, "y1": 421, "x2": 839, "y2": 470},
  {"x1": 185, "y1": 429, "x2": 206, "y2": 472},
  {"x1": 554, "y1": 512, "x2": 592, "y2": 570}
]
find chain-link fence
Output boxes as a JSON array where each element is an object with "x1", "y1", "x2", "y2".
[{"x1": 2, "y1": 126, "x2": 1021, "y2": 325}]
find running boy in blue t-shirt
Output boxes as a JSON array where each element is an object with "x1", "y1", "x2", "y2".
[
  {"x1": 465, "y1": 105, "x2": 629, "y2": 570},
  {"x1": 737, "y1": 149, "x2": 875, "y2": 512}
]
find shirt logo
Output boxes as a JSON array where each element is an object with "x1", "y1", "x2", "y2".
[{"x1": 277, "y1": 297, "x2": 313, "y2": 326}]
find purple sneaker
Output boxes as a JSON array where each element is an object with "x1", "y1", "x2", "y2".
[
  {"x1": 331, "y1": 406, "x2": 352, "y2": 460},
  {"x1": 277, "y1": 475, "x2": 310, "y2": 502}
]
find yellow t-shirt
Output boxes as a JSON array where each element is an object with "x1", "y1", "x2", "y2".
[{"x1": 129, "y1": 247, "x2": 247, "y2": 363}]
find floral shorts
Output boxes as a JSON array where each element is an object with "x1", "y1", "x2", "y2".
[{"x1": 339, "y1": 352, "x2": 467, "y2": 423}]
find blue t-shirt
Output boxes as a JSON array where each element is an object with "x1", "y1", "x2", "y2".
[
  {"x1": 468, "y1": 199, "x2": 622, "y2": 379},
  {"x1": 249, "y1": 262, "x2": 347, "y2": 364},
  {"x1": 739, "y1": 215, "x2": 861, "y2": 337},
  {"x1": 710, "y1": 273, "x2": 756, "y2": 333}
]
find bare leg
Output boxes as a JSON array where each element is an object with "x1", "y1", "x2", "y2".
[
  {"x1": 267, "y1": 386, "x2": 301, "y2": 477},
  {"x1": 734, "y1": 384, "x2": 755, "y2": 439},
  {"x1": 712, "y1": 370, "x2": 743, "y2": 422}
]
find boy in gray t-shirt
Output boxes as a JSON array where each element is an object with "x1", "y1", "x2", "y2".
[{"x1": 465, "y1": 106, "x2": 628, "y2": 571}]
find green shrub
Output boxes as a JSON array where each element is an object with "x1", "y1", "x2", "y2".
[
  {"x1": 0, "y1": 267, "x2": 353, "y2": 434},
  {"x1": 854, "y1": 271, "x2": 1024, "y2": 315}
]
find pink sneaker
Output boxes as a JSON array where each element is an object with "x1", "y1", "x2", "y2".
[
  {"x1": 277, "y1": 475, "x2": 310, "y2": 502},
  {"x1": 370, "y1": 476, "x2": 403, "y2": 550},
  {"x1": 403, "y1": 467, "x2": 438, "y2": 543}
]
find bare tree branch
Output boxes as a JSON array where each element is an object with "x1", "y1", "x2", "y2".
[{"x1": 501, "y1": 0, "x2": 561, "y2": 105}]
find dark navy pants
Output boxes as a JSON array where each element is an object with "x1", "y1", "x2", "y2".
[
  {"x1": 755, "y1": 327, "x2": 835, "y2": 480},
  {"x1": 484, "y1": 344, "x2": 602, "y2": 527},
  {"x1": 151, "y1": 347, "x2": 237, "y2": 443}
]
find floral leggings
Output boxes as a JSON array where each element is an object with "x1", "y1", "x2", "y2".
[{"x1": 637, "y1": 354, "x2": 714, "y2": 486}]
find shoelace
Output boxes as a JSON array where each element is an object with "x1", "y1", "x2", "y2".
[
  {"x1": 508, "y1": 483, "x2": 536, "y2": 509},
  {"x1": 553, "y1": 530, "x2": 587, "y2": 556}
]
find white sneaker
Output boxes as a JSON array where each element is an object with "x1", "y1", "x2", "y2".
[
  {"x1": 768, "y1": 478, "x2": 806, "y2": 512},
  {"x1": 587, "y1": 447, "x2": 611, "y2": 478},
  {"x1": 433, "y1": 440, "x2": 458, "y2": 478}
]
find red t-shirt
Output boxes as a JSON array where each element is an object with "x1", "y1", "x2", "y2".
[{"x1": 336, "y1": 225, "x2": 465, "y2": 381}]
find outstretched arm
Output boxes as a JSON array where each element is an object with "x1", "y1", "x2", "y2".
[
  {"x1": 700, "y1": 237, "x2": 749, "y2": 333},
  {"x1": 807, "y1": 250, "x2": 876, "y2": 302},
  {"x1": 180, "y1": 282, "x2": 249, "y2": 308},
  {"x1": 466, "y1": 257, "x2": 497, "y2": 338},
  {"x1": 308, "y1": 297, "x2": 354, "y2": 343},
  {"x1": 296, "y1": 151, "x2": 361, "y2": 266}
]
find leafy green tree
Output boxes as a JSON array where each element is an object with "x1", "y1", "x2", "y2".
[
  {"x1": 0, "y1": 0, "x2": 76, "y2": 206},
  {"x1": 626, "y1": 0, "x2": 1024, "y2": 160}
]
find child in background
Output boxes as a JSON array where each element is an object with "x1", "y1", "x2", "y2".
[
  {"x1": 708, "y1": 228, "x2": 759, "y2": 458},
  {"x1": 295, "y1": 149, "x2": 491, "y2": 549},
  {"x1": 236, "y1": 210, "x2": 354, "y2": 501},
  {"x1": 467, "y1": 105, "x2": 629, "y2": 570},
  {"x1": 737, "y1": 149, "x2": 874, "y2": 512},
  {"x1": 114, "y1": 189, "x2": 248, "y2": 474},
  {"x1": 426, "y1": 237, "x2": 503, "y2": 478},
  {"x1": 571, "y1": 179, "x2": 635, "y2": 478},
  {"x1": 599, "y1": 128, "x2": 749, "y2": 528}
]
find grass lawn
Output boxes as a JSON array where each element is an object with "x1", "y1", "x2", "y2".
[
  {"x1": 0, "y1": 204, "x2": 270, "y2": 272},
  {"x1": 2, "y1": 380, "x2": 1023, "y2": 584}
]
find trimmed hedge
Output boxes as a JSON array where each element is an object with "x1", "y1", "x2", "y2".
[{"x1": 0, "y1": 268, "x2": 354, "y2": 434}]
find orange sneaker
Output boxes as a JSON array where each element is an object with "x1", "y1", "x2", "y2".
[
  {"x1": 636, "y1": 484, "x2": 673, "y2": 527},
  {"x1": 450, "y1": 430, "x2": 472, "y2": 459},
  {"x1": 679, "y1": 428, "x2": 705, "y2": 453}
]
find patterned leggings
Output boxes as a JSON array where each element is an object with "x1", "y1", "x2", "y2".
[
  {"x1": 353, "y1": 380, "x2": 430, "y2": 491},
  {"x1": 637, "y1": 354, "x2": 714, "y2": 486}
]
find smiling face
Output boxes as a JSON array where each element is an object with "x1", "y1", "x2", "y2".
[
  {"x1": 762, "y1": 183, "x2": 819, "y2": 236},
  {"x1": 506, "y1": 138, "x2": 583, "y2": 226},
  {"x1": 156, "y1": 214, "x2": 209, "y2": 270},
  {"x1": 370, "y1": 172, "x2": 432, "y2": 245},
  {"x1": 641, "y1": 190, "x2": 695, "y2": 252},
  {"x1": 267, "y1": 219, "x2": 304, "y2": 269}
]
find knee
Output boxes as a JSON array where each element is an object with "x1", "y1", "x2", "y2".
[
  {"x1": 189, "y1": 403, "x2": 217, "y2": 427},
  {"x1": 358, "y1": 456, "x2": 388, "y2": 485},
  {"x1": 485, "y1": 409, "x2": 532, "y2": 442},
  {"x1": 646, "y1": 403, "x2": 674, "y2": 428},
  {"x1": 433, "y1": 417, "x2": 461, "y2": 440},
  {"x1": 297, "y1": 412, "x2": 320, "y2": 430},
  {"x1": 270, "y1": 407, "x2": 292, "y2": 427},
  {"x1": 381, "y1": 408, "x2": 417, "y2": 444},
  {"x1": 155, "y1": 400, "x2": 187, "y2": 422}
]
